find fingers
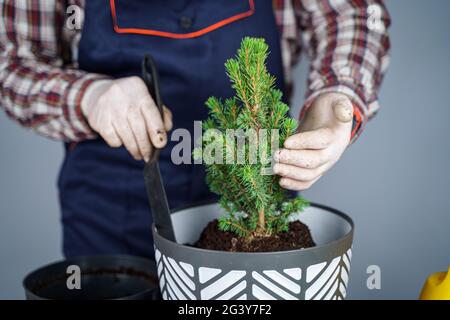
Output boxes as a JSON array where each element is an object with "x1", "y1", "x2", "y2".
[
  {"x1": 273, "y1": 162, "x2": 328, "y2": 182},
  {"x1": 89, "y1": 108, "x2": 123, "y2": 148},
  {"x1": 274, "y1": 162, "x2": 327, "y2": 191},
  {"x1": 128, "y1": 106, "x2": 152, "y2": 162},
  {"x1": 99, "y1": 122, "x2": 122, "y2": 148},
  {"x1": 284, "y1": 128, "x2": 333, "y2": 150},
  {"x1": 139, "y1": 97, "x2": 168, "y2": 149},
  {"x1": 111, "y1": 96, "x2": 172, "y2": 161},
  {"x1": 121, "y1": 95, "x2": 171, "y2": 161},
  {"x1": 274, "y1": 148, "x2": 330, "y2": 169},
  {"x1": 279, "y1": 175, "x2": 322, "y2": 191},
  {"x1": 163, "y1": 106, "x2": 173, "y2": 131},
  {"x1": 85, "y1": 76, "x2": 174, "y2": 162},
  {"x1": 275, "y1": 129, "x2": 334, "y2": 191},
  {"x1": 112, "y1": 120, "x2": 142, "y2": 161},
  {"x1": 274, "y1": 92, "x2": 353, "y2": 191}
]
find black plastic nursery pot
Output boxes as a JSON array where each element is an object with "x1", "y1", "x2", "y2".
[
  {"x1": 153, "y1": 202, "x2": 354, "y2": 300},
  {"x1": 23, "y1": 255, "x2": 160, "y2": 300}
]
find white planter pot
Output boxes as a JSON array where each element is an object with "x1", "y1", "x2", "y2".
[{"x1": 153, "y1": 202, "x2": 354, "y2": 300}]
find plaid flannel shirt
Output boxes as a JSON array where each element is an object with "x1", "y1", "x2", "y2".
[{"x1": 0, "y1": 0, "x2": 391, "y2": 142}]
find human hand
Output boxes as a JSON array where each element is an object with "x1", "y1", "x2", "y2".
[
  {"x1": 81, "y1": 76, "x2": 172, "y2": 162},
  {"x1": 274, "y1": 92, "x2": 353, "y2": 191}
]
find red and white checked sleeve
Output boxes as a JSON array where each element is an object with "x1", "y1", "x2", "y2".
[
  {"x1": 295, "y1": 0, "x2": 391, "y2": 141},
  {"x1": 0, "y1": 0, "x2": 106, "y2": 141}
]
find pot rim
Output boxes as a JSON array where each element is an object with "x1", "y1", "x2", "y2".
[
  {"x1": 153, "y1": 200, "x2": 354, "y2": 256},
  {"x1": 23, "y1": 254, "x2": 159, "y2": 300}
]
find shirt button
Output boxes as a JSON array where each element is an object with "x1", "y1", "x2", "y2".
[{"x1": 179, "y1": 16, "x2": 192, "y2": 29}]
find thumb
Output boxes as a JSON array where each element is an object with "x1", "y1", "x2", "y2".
[{"x1": 332, "y1": 97, "x2": 353, "y2": 123}]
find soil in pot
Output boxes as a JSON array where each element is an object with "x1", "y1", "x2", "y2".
[
  {"x1": 28, "y1": 266, "x2": 159, "y2": 300},
  {"x1": 195, "y1": 219, "x2": 315, "y2": 252}
]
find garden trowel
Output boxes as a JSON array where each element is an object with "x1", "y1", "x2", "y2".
[{"x1": 141, "y1": 55, "x2": 176, "y2": 242}]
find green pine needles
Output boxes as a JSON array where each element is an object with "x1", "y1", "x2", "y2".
[{"x1": 195, "y1": 37, "x2": 309, "y2": 238}]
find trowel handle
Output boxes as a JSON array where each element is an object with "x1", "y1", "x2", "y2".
[
  {"x1": 141, "y1": 55, "x2": 176, "y2": 243},
  {"x1": 141, "y1": 55, "x2": 164, "y2": 163},
  {"x1": 142, "y1": 55, "x2": 164, "y2": 117}
]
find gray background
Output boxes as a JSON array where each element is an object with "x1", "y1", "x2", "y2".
[{"x1": 0, "y1": 0, "x2": 449, "y2": 299}]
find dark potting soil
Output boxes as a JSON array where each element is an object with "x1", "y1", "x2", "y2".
[{"x1": 195, "y1": 219, "x2": 315, "y2": 252}]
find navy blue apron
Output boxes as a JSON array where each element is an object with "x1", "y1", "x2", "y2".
[{"x1": 58, "y1": 0, "x2": 285, "y2": 258}]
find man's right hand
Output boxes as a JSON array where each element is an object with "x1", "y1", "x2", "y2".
[{"x1": 81, "y1": 76, "x2": 173, "y2": 162}]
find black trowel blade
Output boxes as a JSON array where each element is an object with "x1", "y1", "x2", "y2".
[{"x1": 143, "y1": 159, "x2": 176, "y2": 242}]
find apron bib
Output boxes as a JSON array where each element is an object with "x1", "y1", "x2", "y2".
[{"x1": 58, "y1": 0, "x2": 285, "y2": 258}]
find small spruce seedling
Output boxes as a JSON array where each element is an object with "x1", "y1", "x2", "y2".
[{"x1": 194, "y1": 37, "x2": 309, "y2": 239}]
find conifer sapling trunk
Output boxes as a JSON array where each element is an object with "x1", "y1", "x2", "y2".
[{"x1": 194, "y1": 37, "x2": 309, "y2": 240}]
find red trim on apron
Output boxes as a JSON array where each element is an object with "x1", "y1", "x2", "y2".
[
  {"x1": 109, "y1": 0, "x2": 255, "y2": 39},
  {"x1": 351, "y1": 104, "x2": 363, "y2": 139}
]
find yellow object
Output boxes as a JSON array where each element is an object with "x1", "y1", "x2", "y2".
[{"x1": 419, "y1": 266, "x2": 450, "y2": 300}]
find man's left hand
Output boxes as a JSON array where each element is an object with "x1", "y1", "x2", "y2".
[{"x1": 274, "y1": 92, "x2": 354, "y2": 191}]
